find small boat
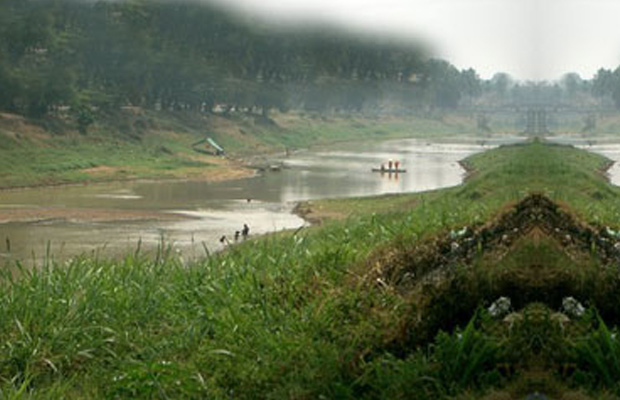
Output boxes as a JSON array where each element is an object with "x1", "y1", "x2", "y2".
[{"x1": 372, "y1": 168, "x2": 407, "y2": 173}]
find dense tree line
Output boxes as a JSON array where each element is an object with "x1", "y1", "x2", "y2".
[
  {"x1": 0, "y1": 0, "x2": 483, "y2": 123},
  {"x1": 590, "y1": 68, "x2": 620, "y2": 109},
  {"x1": 469, "y1": 72, "x2": 609, "y2": 112}
]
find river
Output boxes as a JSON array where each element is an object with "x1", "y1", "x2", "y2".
[{"x1": 0, "y1": 136, "x2": 524, "y2": 264}]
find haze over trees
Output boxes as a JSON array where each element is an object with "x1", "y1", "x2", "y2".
[
  {"x1": 0, "y1": 0, "x2": 486, "y2": 123},
  {"x1": 2, "y1": 0, "x2": 620, "y2": 137}
]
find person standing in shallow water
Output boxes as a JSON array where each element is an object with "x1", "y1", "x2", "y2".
[{"x1": 242, "y1": 224, "x2": 250, "y2": 239}]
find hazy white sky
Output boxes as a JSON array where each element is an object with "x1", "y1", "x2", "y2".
[{"x1": 208, "y1": 0, "x2": 620, "y2": 81}]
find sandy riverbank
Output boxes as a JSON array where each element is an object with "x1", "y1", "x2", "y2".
[{"x1": 0, "y1": 161, "x2": 256, "y2": 224}]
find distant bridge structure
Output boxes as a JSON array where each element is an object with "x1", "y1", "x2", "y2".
[{"x1": 523, "y1": 108, "x2": 549, "y2": 135}]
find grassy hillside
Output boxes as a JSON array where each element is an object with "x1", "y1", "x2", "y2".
[
  {"x1": 0, "y1": 110, "x2": 479, "y2": 189},
  {"x1": 3, "y1": 141, "x2": 620, "y2": 398}
]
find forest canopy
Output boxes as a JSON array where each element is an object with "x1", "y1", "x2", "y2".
[
  {"x1": 3, "y1": 0, "x2": 619, "y2": 126},
  {"x1": 0, "y1": 0, "x2": 484, "y2": 120}
]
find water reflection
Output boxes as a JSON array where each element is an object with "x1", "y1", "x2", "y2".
[
  {"x1": 0, "y1": 136, "x2": 524, "y2": 264},
  {"x1": 276, "y1": 138, "x2": 523, "y2": 202}
]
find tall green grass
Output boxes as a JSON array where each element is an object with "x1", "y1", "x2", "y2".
[
  {"x1": 574, "y1": 316, "x2": 620, "y2": 392},
  {"x1": 2, "y1": 141, "x2": 620, "y2": 397}
]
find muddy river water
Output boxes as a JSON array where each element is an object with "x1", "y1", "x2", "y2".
[{"x1": 0, "y1": 136, "x2": 525, "y2": 264}]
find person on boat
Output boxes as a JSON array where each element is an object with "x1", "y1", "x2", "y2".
[
  {"x1": 380, "y1": 163, "x2": 385, "y2": 172},
  {"x1": 388, "y1": 159, "x2": 393, "y2": 170},
  {"x1": 395, "y1": 160, "x2": 400, "y2": 171},
  {"x1": 242, "y1": 224, "x2": 250, "y2": 238}
]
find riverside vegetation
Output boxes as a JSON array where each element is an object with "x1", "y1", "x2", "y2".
[
  {"x1": 6, "y1": 0, "x2": 620, "y2": 191},
  {"x1": 3, "y1": 140, "x2": 620, "y2": 398},
  {"x1": 0, "y1": 110, "x2": 479, "y2": 190},
  {"x1": 0, "y1": 0, "x2": 487, "y2": 191}
]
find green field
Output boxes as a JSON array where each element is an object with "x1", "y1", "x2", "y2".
[{"x1": 2, "y1": 141, "x2": 620, "y2": 398}]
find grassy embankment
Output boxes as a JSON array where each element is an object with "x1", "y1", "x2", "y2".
[
  {"x1": 3, "y1": 141, "x2": 620, "y2": 398},
  {"x1": 0, "y1": 110, "x2": 479, "y2": 190}
]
